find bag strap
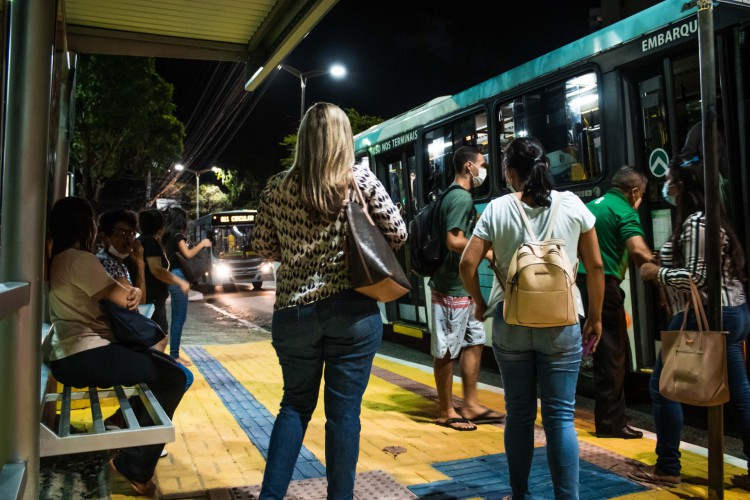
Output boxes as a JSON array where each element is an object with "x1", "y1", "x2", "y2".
[
  {"x1": 681, "y1": 279, "x2": 709, "y2": 332},
  {"x1": 349, "y1": 166, "x2": 375, "y2": 226},
  {"x1": 512, "y1": 191, "x2": 559, "y2": 242}
]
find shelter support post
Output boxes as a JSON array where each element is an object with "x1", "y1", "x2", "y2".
[
  {"x1": 0, "y1": 0, "x2": 57, "y2": 499},
  {"x1": 697, "y1": 1, "x2": 723, "y2": 498}
]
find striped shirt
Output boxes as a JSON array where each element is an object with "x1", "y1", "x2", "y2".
[{"x1": 657, "y1": 211, "x2": 745, "y2": 313}]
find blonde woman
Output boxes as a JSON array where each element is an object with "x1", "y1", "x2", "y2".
[{"x1": 252, "y1": 103, "x2": 407, "y2": 499}]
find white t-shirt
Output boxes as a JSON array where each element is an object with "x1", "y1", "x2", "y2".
[
  {"x1": 48, "y1": 249, "x2": 118, "y2": 360},
  {"x1": 472, "y1": 191, "x2": 596, "y2": 312}
]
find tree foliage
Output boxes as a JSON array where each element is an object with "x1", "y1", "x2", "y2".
[
  {"x1": 71, "y1": 55, "x2": 185, "y2": 204},
  {"x1": 279, "y1": 108, "x2": 382, "y2": 168}
]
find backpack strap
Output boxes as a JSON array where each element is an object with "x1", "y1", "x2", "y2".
[
  {"x1": 511, "y1": 195, "x2": 538, "y2": 241},
  {"x1": 543, "y1": 191, "x2": 561, "y2": 241},
  {"x1": 512, "y1": 191, "x2": 560, "y2": 242}
]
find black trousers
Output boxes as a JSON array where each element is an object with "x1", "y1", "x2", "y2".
[
  {"x1": 50, "y1": 344, "x2": 187, "y2": 483},
  {"x1": 577, "y1": 275, "x2": 629, "y2": 433}
]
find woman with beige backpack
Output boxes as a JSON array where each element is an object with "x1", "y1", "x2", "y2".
[{"x1": 460, "y1": 136, "x2": 604, "y2": 499}]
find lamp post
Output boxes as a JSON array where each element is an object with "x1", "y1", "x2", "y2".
[
  {"x1": 277, "y1": 63, "x2": 346, "y2": 120},
  {"x1": 174, "y1": 164, "x2": 219, "y2": 218}
]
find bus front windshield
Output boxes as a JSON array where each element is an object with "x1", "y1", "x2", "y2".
[{"x1": 212, "y1": 225, "x2": 255, "y2": 259}]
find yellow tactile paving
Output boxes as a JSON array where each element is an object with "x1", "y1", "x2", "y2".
[{"x1": 90, "y1": 341, "x2": 750, "y2": 498}]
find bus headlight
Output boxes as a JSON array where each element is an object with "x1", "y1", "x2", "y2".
[
  {"x1": 260, "y1": 261, "x2": 274, "y2": 274},
  {"x1": 215, "y1": 263, "x2": 232, "y2": 280}
]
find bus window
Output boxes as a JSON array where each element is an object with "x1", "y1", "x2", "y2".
[
  {"x1": 496, "y1": 72, "x2": 602, "y2": 186},
  {"x1": 421, "y1": 110, "x2": 490, "y2": 206}
]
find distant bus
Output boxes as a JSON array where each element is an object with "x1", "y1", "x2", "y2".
[{"x1": 190, "y1": 209, "x2": 275, "y2": 291}]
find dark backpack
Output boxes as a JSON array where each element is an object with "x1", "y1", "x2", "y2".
[{"x1": 408, "y1": 185, "x2": 464, "y2": 277}]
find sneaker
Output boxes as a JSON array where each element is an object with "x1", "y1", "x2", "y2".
[{"x1": 104, "y1": 412, "x2": 126, "y2": 431}]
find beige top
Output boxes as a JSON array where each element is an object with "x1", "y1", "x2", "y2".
[{"x1": 48, "y1": 249, "x2": 117, "y2": 361}]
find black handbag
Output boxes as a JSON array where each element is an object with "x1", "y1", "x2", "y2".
[
  {"x1": 175, "y1": 247, "x2": 212, "y2": 283},
  {"x1": 345, "y1": 178, "x2": 410, "y2": 302},
  {"x1": 99, "y1": 300, "x2": 166, "y2": 348}
]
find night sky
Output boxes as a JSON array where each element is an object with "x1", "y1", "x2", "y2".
[{"x1": 156, "y1": 0, "x2": 600, "y2": 185}]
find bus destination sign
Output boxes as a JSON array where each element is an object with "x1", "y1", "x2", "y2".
[{"x1": 212, "y1": 212, "x2": 256, "y2": 225}]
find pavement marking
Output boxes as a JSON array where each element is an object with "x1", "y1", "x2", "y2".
[
  {"x1": 409, "y1": 448, "x2": 648, "y2": 499},
  {"x1": 374, "y1": 352, "x2": 748, "y2": 469},
  {"x1": 203, "y1": 302, "x2": 269, "y2": 332},
  {"x1": 183, "y1": 345, "x2": 326, "y2": 481}
]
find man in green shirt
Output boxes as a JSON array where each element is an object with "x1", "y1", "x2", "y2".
[
  {"x1": 577, "y1": 165, "x2": 653, "y2": 439},
  {"x1": 430, "y1": 146, "x2": 503, "y2": 431}
]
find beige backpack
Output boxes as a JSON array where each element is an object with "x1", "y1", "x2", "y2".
[{"x1": 500, "y1": 193, "x2": 578, "y2": 327}]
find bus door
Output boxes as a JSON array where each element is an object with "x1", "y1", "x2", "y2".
[
  {"x1": 373, "y1": 147, "x2": 426, "y2": 328},
  {"x1": 626, "y1": 47, "x2": 735, "y2": 372}
]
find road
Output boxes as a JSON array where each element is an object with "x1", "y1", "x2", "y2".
[{"x1": 174, "y1": 282, "x2": 746, "y2": 460}]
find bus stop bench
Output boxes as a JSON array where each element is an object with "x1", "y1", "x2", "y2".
[{"x1": 39, "y1": 324, "x2": 175, "y2": 457}]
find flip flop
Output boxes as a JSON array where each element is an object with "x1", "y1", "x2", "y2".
[
  {"x1": 462, "y1": 409, "x2": 506, "y2": 424},
  {"x1": 435, "y1": 417, "x2": 477, "y2": 431},
  {"x1": 109, "y1": 457, "x2": 157, "y2": 496}
]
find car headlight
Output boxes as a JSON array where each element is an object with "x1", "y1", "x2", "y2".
[{"x1": 214, "y1": 263, "x2": 232, "y2": 280}]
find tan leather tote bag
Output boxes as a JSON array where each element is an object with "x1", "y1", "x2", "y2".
[{"x1": 659, "y1": 280, "x2": 729, "y2": 406}]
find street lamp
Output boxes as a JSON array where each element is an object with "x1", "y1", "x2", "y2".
[
  {"x1": 277, "y1": 63, "x2": 347, "y2": 120},
  {"x1": 174, "y1": 164, "x2": 219, "y2": 218}
]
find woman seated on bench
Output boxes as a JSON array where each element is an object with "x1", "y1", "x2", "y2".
[{"x1": 45, "y1": 197, "x2": 187, "y2": 496}]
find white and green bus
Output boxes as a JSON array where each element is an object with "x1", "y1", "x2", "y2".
[
  {"x1": 190, "y1": 209, "x2": 275, "y2": 291},
  {"x1": 353, "y1": 0, "x2": 750, "y2": 376}
]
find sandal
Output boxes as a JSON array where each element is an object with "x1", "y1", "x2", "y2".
[
  {"x1": 732, "y1": 474, "x2": 750, "y2": 492},
  {"x1": 109, "y1": 457, "x2": 157, "y2": 496},
  {"x1": 628, "y1": 465, "x2": 681, "y2": 486}
]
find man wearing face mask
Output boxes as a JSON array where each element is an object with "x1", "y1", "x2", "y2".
[
  {"x1": 577, "y1": 165, "x2": 653, "y2": 439},
  {"x1": 430, "y1": 146, "x2": 504, "y2": 431},
  {"x1": 97, "y1": 209, "x2": 147, "y2": 302}
]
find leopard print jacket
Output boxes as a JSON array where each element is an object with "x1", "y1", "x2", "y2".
[{"x1": 252, "y1": 164, "x2": 407, "y2": 310}]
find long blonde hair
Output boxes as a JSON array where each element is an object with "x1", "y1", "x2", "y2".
[{"x1": 283, "y1": 102, "x2": 354, "y2": 221}]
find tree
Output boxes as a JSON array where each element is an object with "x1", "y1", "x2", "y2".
[
  {"x1": 70, "y1": 55, "x2": 185, "y2": 204},
  {"x1": 280, "y1": 108, "x2": 382, "y2": 168}
]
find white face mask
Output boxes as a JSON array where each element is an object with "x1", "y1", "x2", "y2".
[
  {"x1": 471, "y1": 163, "x2": 487, "y2": 188},
  {"x1": 662, "y1": 181, "x2": 677, "y2": 206},
  {"x1": 108, "y1": 245, "x2": 130, "y2": 259}
]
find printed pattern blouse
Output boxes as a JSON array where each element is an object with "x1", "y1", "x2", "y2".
[
  {"x1": 252, "y1": 164, "x2": 407, "y2": 310},
  {"x1": 658, "y1": 211, "x2": 746, "y2": 313}
]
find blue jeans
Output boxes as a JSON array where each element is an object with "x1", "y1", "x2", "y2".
[
  {"x1": 492, "y1": 305, "x2": 581, "y2": 500},
  {"x1": 259, "y1": 289, "x2": 382, "y2": 500},
  {"x1": 168, "y1": 268, "x2": 189, "y2": 358},
  {"x1": 649, "y1": 302, "x2": 750, "y2": 475}
]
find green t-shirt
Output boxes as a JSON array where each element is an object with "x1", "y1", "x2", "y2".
[
  {"x1": 428, "y1": 184, "x2": 475, "y2": 296},
  {"x1": 578, "y1": 189, "x2": 645, "y2": 280}
]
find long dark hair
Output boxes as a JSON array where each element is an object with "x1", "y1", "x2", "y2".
[
  {"x1": 163, "y1": 205, "x2": 188, "y2": 252},
  {"x1": 503, "y1": 137, "x2": 554, "y2": 207},
  {"x1": 668, "y1": 155, "x2": 746, "y2": 281},
  {"x1": 50, "y1": 197, "x2": 96, "y2": 261}
]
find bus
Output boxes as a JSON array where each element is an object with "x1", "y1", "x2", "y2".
[
  {"x1": 189, "y1": 209, "x2": 275, "y2": 291},
  {"x1": 353, "y1": 0, "x2": 750, "y2": 376}
]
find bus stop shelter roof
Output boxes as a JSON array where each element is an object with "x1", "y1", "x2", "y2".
[{"x1": 60, "y1": 0, "x2": 339, "y2": 90}]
